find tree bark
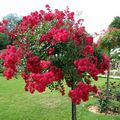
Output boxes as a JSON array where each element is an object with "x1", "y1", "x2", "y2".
[
  {"x1": 71, "y1": 84, "x2": 77, "y2": 120},
  {"x1": 106, "y1": 48, "x2": 111, "y2": 100},
  {"x1": 106, "y1": 68, "x2": 110, "y2": 99},
  {"x1": 72, "y1": 102, "x2": 77, "y2": 120}
]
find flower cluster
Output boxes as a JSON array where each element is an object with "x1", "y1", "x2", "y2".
[
  {"x1": 68, "y1": 82, "x2": 97, "y2": 104},
  {"x1": 98, "y1": 54, "x2": 110, "y2": 74},
  {"x1": 53, "y1": 28, "x2": 69, "y2": 43},
  {"x1": 26, "y1": 55, "x2": 42, "y2": 73},
  {"x1": 20, "y1": 11, "x2": 42, "y2": 31},
  {"x1": 0, "y1": 45, "x2": 22, "y2": 79},
  {"x1": 0, "y1": 20, "x2": 9, "y2": 33},
  {"x1": 74, "y1": 57, "x2": 97, "y2": 80},
  {"x1": 21, "y1": 66, "x2": 63, "y2": 94},
  {"x1": 74, "y1": 55, "x2": 109, "y2": 81},
  {"x1": 44, "y1": 13, "x2": 54, "y2": 21},
  {"x1": 83, "y1": 45, "x2": 94, "y2": 55}
]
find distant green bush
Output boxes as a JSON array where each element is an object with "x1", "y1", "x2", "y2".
[{"x1": 0, "y1": 33, "x2": 12, "y2": 50}]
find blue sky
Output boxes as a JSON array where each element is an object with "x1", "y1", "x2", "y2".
[{"x1": 0, "y1": 0, "x2": 120, "y2": 34}]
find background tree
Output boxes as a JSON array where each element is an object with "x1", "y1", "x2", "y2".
[
  {"x1": 109, "y1": 16, "x2": 120, "y2": 71},
  {"x1": 109, "y1": 16, "x2": 120, "y2": 29},
  {"x1": 98, "y1": 16, "x2": 120, "y2": 110},
  {"x1": 3, "y1": 13, "x2": 21, "y2": 31},
  {"x1": 0, "y1": 13, "x2": 21, "y2": 49}
]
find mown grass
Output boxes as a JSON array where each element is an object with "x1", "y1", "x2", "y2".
[{"x1": 0, "y1": 74, "x2": 120, "y2": 120}]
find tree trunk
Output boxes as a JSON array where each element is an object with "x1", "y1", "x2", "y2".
[
  {"x1": 72, "y1": 102, "x2": 77, "y2": 120},
  {"x1": 71, "y1": 84, "x2": 77, "y2": 120},
  {"x1": 106, "y1": 49, "x2": 111, "y2": 100},
  {"x1": 106, "y1": 68, "x2": 110, "y2": 99}
]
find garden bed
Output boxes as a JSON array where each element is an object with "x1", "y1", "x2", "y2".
[{"x1": 88, "y1": 105, "x2": 119, "y2": 115}]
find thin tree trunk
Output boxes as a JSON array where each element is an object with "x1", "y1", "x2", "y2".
[
  {"x1": 106, "y1": 68, "x2": 110, "y2": 98},
  {"x1": 72, "y1": 102, "x2": 77, "y2": 120},
  {"x1": 71, "y1": 84, "x2": 77, "y2": 120},
  {"x1": 106, "y1": 49, "x2": 111, "y2": 100}
]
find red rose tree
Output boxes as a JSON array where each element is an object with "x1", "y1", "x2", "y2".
[{"x1": 0, "y1": 5, "x2": 109, "y2": 120}]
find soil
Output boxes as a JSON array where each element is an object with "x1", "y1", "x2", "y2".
[{"x1": 88, "y1": 105, "x2": 119, "y2": 115}]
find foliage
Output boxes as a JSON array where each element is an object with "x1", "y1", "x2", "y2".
[
  {"x1": 0, "y1": 33, "x2": 8, "y2": 49},
  {"x1": 98, "y1": 16, "x2": 120, "y2": 53},
  {"x1": 98, "y1": 28, "x2": 120, "y2": 53},
  {"x1": 0, "y1": 5, "x2": 109, "y2": 107},
  {"x1": 0, "y1": 59, "x2": 4, "y2": 72},
  {"x1": 109, "y1": 19, "x2": 120, "y2": 73},
  {"x1": 109, "y1": 16, "x2": 120, "y2": 29}
]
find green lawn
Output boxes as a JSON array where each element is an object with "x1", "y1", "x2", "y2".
[{"x1": 0, "y1": 74, "x2": 120, "y2": 120}]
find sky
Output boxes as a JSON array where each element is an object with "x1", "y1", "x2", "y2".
[{"x1": 0, "y1": 0, "x2": 120, "y2": 34}]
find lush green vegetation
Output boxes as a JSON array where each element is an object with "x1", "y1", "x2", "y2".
[{"x1": 0, "y1": 75, "x2": 120, "y2": 120}]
